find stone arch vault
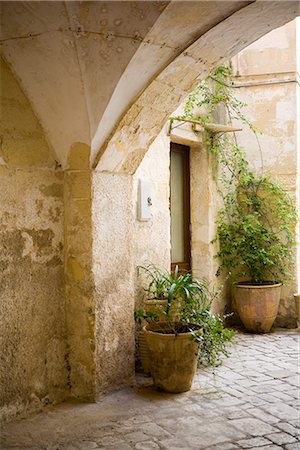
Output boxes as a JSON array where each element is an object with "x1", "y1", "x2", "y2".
[{"x1": 1, "y1": 1, "x2": 299, "y2": 170}]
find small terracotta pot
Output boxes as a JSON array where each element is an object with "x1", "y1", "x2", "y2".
[
  {"x1": 143, "y1": 322, "x2": 199, "y2": 393},
  {"x1": 234, "y1": 282, "x2": 281, "y2": 333}
]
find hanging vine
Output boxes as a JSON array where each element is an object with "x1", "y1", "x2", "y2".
[{"x1": 172, "y1": 65, "x2": 298, "y2": 285}]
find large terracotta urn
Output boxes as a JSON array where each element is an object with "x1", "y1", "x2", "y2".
[
  {"x1": 234, "y1": 282, "x2": 281, "y2": 333},
  {"x1": 143, "y1": 322, "x2": 199, "y2": 393}
]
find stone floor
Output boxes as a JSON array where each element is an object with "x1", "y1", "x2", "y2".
[{"x1": 1, "y1": 330, "x2": 300, "y2": 450}]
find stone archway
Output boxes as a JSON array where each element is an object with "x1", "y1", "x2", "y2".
[
  {"x1": 1, "y1": 0, "x2": 299, "y2": 419},
  {"x1": 90, "y1": 0, "x2": 299, "y2": 402}
]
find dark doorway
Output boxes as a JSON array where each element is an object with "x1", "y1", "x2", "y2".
[{"x1": 170, "y1": 143, "x2": 191, "y2": 272}]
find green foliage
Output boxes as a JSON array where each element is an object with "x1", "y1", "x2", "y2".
[
  {"x1": 136, "y1": 263, "x2": 235, "y2": 367},
  {"x1": 188, "y1": 311, "x2": 235, "y2": 367},
  {"x1": 171, "y1": 65, "x2": 258, "y2": 133},
  {"x1": 134, "y1": 308, "x2": 158, "y2": 325},
  {"x1": 179, "y1": 65, "x2": 298, "y2": 285},
  {"x1": 215, "y1": 173, "x2": 297, "y2": 284},
  {"x1": 138, "y1": 263, "x2": 210, "y2": 319}
]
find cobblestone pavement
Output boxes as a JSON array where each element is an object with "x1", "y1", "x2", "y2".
[{"x1": 1, "y1": 330, "x2": 300, "y2": 450}]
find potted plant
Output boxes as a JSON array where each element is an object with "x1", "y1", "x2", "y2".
[
  {"x1": 135, "y1": 264, "x2": 234, "y2": 392},
  {"x1": 215, "y1": 172, "x2": 297, "y2": 332},
  {"x1": 136, "y1": 263, "x2": 208, "y2": 375},
  {"x1": 137, "y1": 263, "x2": 209, "y2": 321}
]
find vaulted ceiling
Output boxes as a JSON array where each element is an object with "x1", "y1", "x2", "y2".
[{"x1": 1, "y1": 1, "x2": 299, "y2": 169}]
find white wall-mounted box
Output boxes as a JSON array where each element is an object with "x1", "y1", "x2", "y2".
[{"x1": 138, "y1": 179, "x2": 152, "y2": 221}]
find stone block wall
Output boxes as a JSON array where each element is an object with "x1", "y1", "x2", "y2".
[{"x1": 0, "y1": 58, "x2": 67, "y2": 421}]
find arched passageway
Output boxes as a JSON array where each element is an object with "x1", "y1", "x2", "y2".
[{"x1": 0, "y1": 1, "x2": 299, "y2": 420}]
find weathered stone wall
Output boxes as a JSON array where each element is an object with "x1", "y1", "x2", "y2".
[
  {"x1": 92, "y1": 172, "x2": 135, "y2": 396},
  {"x1": 133, "y1": 127, "x2": 171, "y2": 307},
  {"x1": 0, "y1": 58, "x2": 67, "y2": 420}
]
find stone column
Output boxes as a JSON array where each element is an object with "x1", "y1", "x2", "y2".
[{"x1": 64, "y1": 143, "x2": 95, "y2": 400}]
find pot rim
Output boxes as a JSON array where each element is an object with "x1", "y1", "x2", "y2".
[
  {"x1": 144, "y1": 298, "x2": 167, "y2": 303},
  {"x1": 236, "y1": 281, "x2": 282, "y2": 289},
  {"x1": 143, "y1": 322, "x2": 200, "y2": 338}
]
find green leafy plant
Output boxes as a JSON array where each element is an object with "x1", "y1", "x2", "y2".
[
  {"x1": 215, "y1": 172, "x2": 297, "y2": 284},
  {"x1": 136, "y1": 263, "x2": 235, "y2": 366},
  {"x1": 188, "y1": 311, "x2": 235, "y2": 367},
  {"x1": 138, "y1": 263, "x2": 210, "y2": 319},
  {"x1": 175, "y1": 65, "x2": 298, "y2": 285}
]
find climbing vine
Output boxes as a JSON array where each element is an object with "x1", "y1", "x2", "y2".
[{"x1": 171, "y1": 65, "x2": 298, "y2": 285}]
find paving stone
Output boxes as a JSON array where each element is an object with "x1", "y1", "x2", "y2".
[
  {"x1": 287, "y1": 389, "x2": 300, "y2": 400},
  {"x1": 237, "y1": 437, "x2": 273, "y2": 448},
  {"x1": 289, "y1": 399, "x2": 300, "y2": 408},
  {"x1": 207, "y1": 443, "x2": 239, "y2": 450},
  {"x1": 96, "y1": 435, "x2": 126, "y2": 446},
  {"x1": 275, "y1": 422, "x2": 300, "y2": 436},
  {"x1": 210, "y1": 395, "x2": 245, "y2": 407},
  {"x1": 124, "y1": 431, "x2": 151, "y2": 444},
  {"x1": 261, "y1": 403, "x2": 300, "y2": 421},
  {"x1": 62, "y1": 443, "x2": 100, "y2": 450},
  {"x1": 268, "y1": 369, "x2": 294, "y2": 378},
  {"x1": 227, "y1": 409, "x2": 250, "y2": 420},
  {"x1": 285, "y1": 444, "x2": 300, "y2": 450},
  {"x1": 223, "y1": 387, "x2": 246, "y2": 398},
  {"x1": 285, "y1": 375, "x2": 300, "y2": 387},
  {"x1": 230, "y1": 418, "x2": 277, "y2": 436},
  {"x1": 138, "y1": 422, "x2": 170, "y2": 438},
  {"x1": 249, "y1": 396, "x2": 269, "y2": 407},
  {"x1": 248, "y1": 374, "x2": 274, "y2": 383},
  {"x1": 173, "y1": 420, "x2": 246, "y2": 448},
  {"x1": 77, "y1": 441, "x2": 99, "y2": 449},
  {"x1": 249, "y1": 446, "x2": 283, "y2": 450},
  {"x1": 106, "y1": 444, "x2": 133, "y2": 450},
  {"x1": 251, "y1": 384, "x2": 284, "y2": 394},
  {"x1": 160, "y1": 438, "x2": 194, "y2": 449},
  {"x1": 271, "y1": 391, "x2": 295, "y2": 402},
  {"x1": 135, "y1": 441, "x2": 160, "y2": 449},
  {"x1": 122, "y1": 415, "x2": 152, "y2": 426},
  {"x1": 290, "y1": 420, "x2": 300, "y2": 428},
  {"x1": 259, "y1": 394, "x2": 281, "y2": 403},
  {"x1": 266, "y1": 432, "x2": 297, "y2": 445},
  {"x1": 247, "y1": 407, "x2": 280, "y2": 424}
]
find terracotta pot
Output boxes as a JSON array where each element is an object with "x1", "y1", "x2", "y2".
[
  {"x1": 138, "y1": 330, "x2": 151, "y2": 375},
  {"x1": 143, "y1": 322, "x2": 199, "y2": 393},
  {"x1": 234, "y1": 282, "x2": 281, "y2": 333}
]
